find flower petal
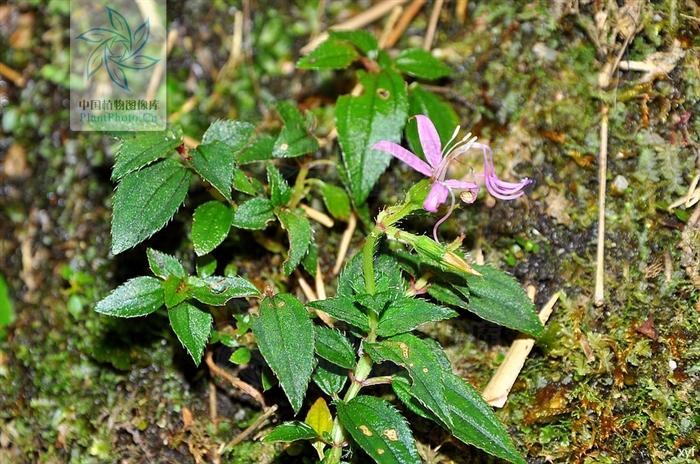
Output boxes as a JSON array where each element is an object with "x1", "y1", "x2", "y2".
[
  {"x1": 414, "y1": 115, "x2": 443, "y2": 169},
  {"x1": 474, "y1": 142, "x2": 532, "y2": 200},
  {"x1": 372, "y1": 141, "x2": 432, "y2": 177},
  {"x1": 423, "y1": 182, "x2": 449, "y2": 213}
]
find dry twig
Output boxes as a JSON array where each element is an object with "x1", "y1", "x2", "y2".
[
  {"x1": 333, "y1": 212, "x2": 356, "y2": 275},
  {"x1": 384, "y1": 0, "x2": 426, "y2": 49},
  {"x1": 481, "y1": 292, "x2": 560, "y2": 407},
  {"x1": 205, "y1": 351, "x2": 266, "y2": 407},
  {"x1": 423, "y1": 0, "x2": 444, "y2": 51},
  {"x1": 301, "y1": 0, "x2": 410, "y2": 55},
  {"x1": 594, "y1": 106, "x2": 608, "y2": 306},
  {"x1": 225, "y1": 405, "x2": 278, "y2": 449}
]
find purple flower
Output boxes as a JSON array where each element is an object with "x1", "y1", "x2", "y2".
[{"x1": 372, "y1": 115, "x2": 531, "y2": 241}]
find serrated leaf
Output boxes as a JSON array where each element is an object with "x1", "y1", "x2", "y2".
[
  {"x1": 95, "y1": 276, "x2": 164, "y2": 317},
  {"x1": 297, "y1": 38, "x2": 358, "y2": 70},
  {"x1": 337, "y1": 252, "x2": 405, "y2": 299},
  {"x1": 467, "y1": 265, "x2": 542, "y2": 338},
  {"x1": 252, "y1": 293, "x2": 314, "y2": 414},
  {"x1": 336, "y1": 70, "x2": 408, "y2": 205},
  {"x1": 187, "y1": 275, "x2": 260, "y2": 306},
  {"x1": 112, "y1": 159, "x2": 192, "y2": 254},
  {"x1": 112, "y1": 126, "x2": 183, "y2": 180},
  {"x1": 442, "y1": 372, "x2": 526, "y2": 464},
  {"x1": 201, "y1": 119, "x2": 254, "y2": 151},
  {"x1": 306, "y1": 397, "x2": 334, "y2": 436},
  {"x1": 329, "y1": 30, "x2": 378, "y2": 55},
  {"x1": 307, "y1": 296, "x2": 369, "y2": 332},
  {"x1": 312, "y1": 360, "x2": 348, "y2": 396},
  {"x1": 336, "y1": 396, "x2": 420, "y2": 464},
  {"x1": 263, "y1": 421, "x2": 318, "y2": 443},
  {"x1": 163, "y1": 275, "x2": 189, "y2": 308},
  {"x1": 394, "y1": 48, "x2": 452, "y2": 80},
  {"x1": 267, "y1": 163, "x2": 292, "y2": 207},
  {"x1": 377, "y1": 298, "x2": 457, "y2": 337},
  {"x1": 236, "y1": 136, "x2": 275, "y2": 164},
  {"x1": 168, "y1": 301, "x2": 212, "y2": 365},
  {"x1": 406, "y1": 86, "x2": 460, "y2": 160},
  {"x1": 147, "y1": 248, "x2": 186, "y2": 280},
  {"x1": 272, "y1": 101, "x2": 320, "y2": 158},
  {"x1": 320, "y1": 183, "x2": 351, "y2": 220},
  {"x1": 277, "y1": 209, "x2": 312, "y2": 276},
  {"x1": 232, "y1": 198, "x2": 275, "y2": 230},
  {"x1": 391, "y1": 373, "x2": 435, "y2": 421},
  {"x1": 192, "y1": 201, "x2": 233, "y2": 256},
  {"x1": 314, "y1": 326, "x2": 356, "y2": 369},
  {"x1": 191, "y1": 142, "x2": 235, "y2": 202},
  {"x1": 364, "y1": 334, "x2": 453, "y2": 428},
  {"x1": 230, "y1": 347, "x2": 252, "y2": 365},
  {"x1": 232, "y1": 169, "x2": 263, "y2": 196},
  {"x1": 302, "y1": 238, "x2": 318, "y2": 278}
]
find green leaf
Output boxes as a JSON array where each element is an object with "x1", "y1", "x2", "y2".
[
  {"x1": 192, "y1": 201, "x2": 233, "y2": 256},
  {"x1": 302, "y1": 238, "x2": 318, "y2": 278},
  {"x1": 0, "y1": 274, "x2": 13, "y2": 332},
  {"x1": 230, "y1": 347, "x2": 252, "y2": 365},
  {"x1": 168, "y1": 301, "x2": 213, "y2": 365},
  {"x1": 252, "y1": 293, "x2": 315, "y2": 414},
  {"x1": 112, "y1": 126, "x2": 183, "y2": 181},
  {"x1": 201, "y1": 119, "x2": 254, "y2": 151},
  {"x1": 96, "y1": 276, "x2": 164, "y2": 317},
  {"x1": 336, "y1": 396, "x2": 420, "y2": 464},
  {"x1": 406, "y1": 86, "x2": 460, "y2": 160},
  {"x1": 297, "y1": 38, "x2": 358, "y2": 70},
  {"x1": 191, "y1": 142, "x2": 235, "y2": 202},
  {"x1": 272, "y1": 101, "x2": 319, "y2": 158},
  {"x1": 329, "y1": 30, "x2": 379, "y2": 55},
  {"x1": 377, "y1": 298, "x2": 457, "y2": 337},
  {"x1": 267, "y1": 164, "x2": 292, "y2": 207},
  {"x1": 394, "y1": 49, "x2": 452, "y2": 80},
  {"x1": 337, "y1": 252, "x2": 405, "y2": 299},
  {"x1": 364, "y1": 334, "x2": 453, "y2": 428},
  {"x1": 147, "y1": 248, "x2": 186, "y2": 280},
  {"x1": 232, "y1": 169, "x2": 263, "y2": 196},
  {"x1": 111, "y1": 159, "x2": 192, "y2": 254},
  {"x1": 442, "y1": 372, "x2": 526, "y2": 464},
  {"x1": 187, "y1": 275, "x2": 260, "y2": 306},
  {"x1": 163, "y1": 275, "x2": 189, "y2": 308},
  {"x1": 307, "y1": 296, "x2": 370, "y2": 333},
  {"x1": 467, "y1": 265, "x2": 542, "y2": 338},
  {"x1": 391, "y1": 373, "x2": 435, "y2": 421},
  {"x1": 277, "y1": 209, "x2": 312, "y2": 276},
  {"x1": 336, "y1": 69, "x2": 408, "y2": 205},
  {"x1": 320, "y1": 183, "x2": 351, "y2": 221},
  {"x1": 314, "y1": 326, "x2": 356, "y2": 369},
  {"x1": 236, "y1": 136, "x2": 275, "y2": 164},
  {"x1": 232, "y1": 198, "x2": 275, "y2": 230},
  {"x1": 312, "y1": 360, "x2": 347, "y2": 396},
  {"x1": 196, "y1": 255, "x2": 217, "y2": 277},
  {"x1": 262, "y1": 421, "x2": 318, "y2": 443}
]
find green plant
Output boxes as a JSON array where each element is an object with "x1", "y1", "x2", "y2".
[{"x1": 95, "y1": 30, "x2": 540, "y2": 464}]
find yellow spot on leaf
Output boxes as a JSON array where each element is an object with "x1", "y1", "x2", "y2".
[
  {"x1": 377, "y1": 448, "x2": 385, "y2": 454},
  {"x1": 376, "y1": 88, "x2": 390, "y2": 100},
  {"x1": 359, "y1": 425, "x2": 373, "y2": 436},
  {"x1": 383, "y1": 429, "x2": 399, "y2": 441},
  {"x1": 280, "y1": 143, "x2": 289, "y2": 151},
  {"x1": 422, "y1": 368, "x2": 428, "y2": 373},
  {"x1": 277, "y1": 301, "x2": 286, "y2": 308},
  {"x1": 397, "y1": 341, "x2": 410, "y2": 359},
  {"x1": 409, "y1": 363, "x2": 414, "y2": 367}
]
